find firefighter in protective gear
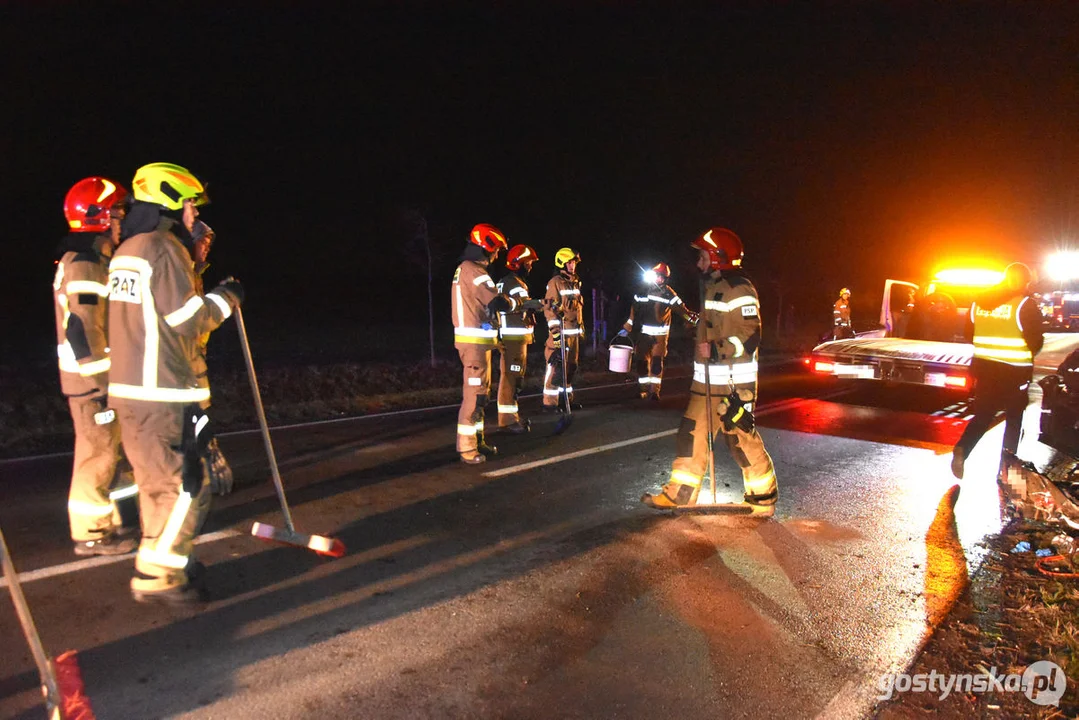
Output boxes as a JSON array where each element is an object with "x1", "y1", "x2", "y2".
[
  {"x1": 496, "y1": 244, "x2": 540, "y2": 433},
  {"x1": 54, "y1": 177, "x2": 138, "y2": 556},
  {"x1": 453, "y1": 225, "x2": 543, "y2": 464},
  {"x1": 618, "y1": 262, "x2": 696, "y2": 401},
  {"x1": 833, "y1": 287, "x2": 853, "y2": 339},
  {"x1": 543, "y1": 247, "x2": 584, "y2": 411},
  {"x1": 643, "y1": 228, "x2": 778, "y2": 508},
  {"x1": 950, "y1": 262, "x2": 1043, "y2": 480},
  {"x1": 108, "y1": 162, "x2": 243, "y2": 604}
]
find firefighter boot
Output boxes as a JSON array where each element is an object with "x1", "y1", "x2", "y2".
[
  {"x1": 74, "y1": 531, "x2": 138, "y2": 557},
  {"x1": 501, "y1": 419, "x2": 531, "y2": 435},
  {"x1": 641, "y1": 482, "x2": 697, "y2": 508},
  {"x1": 131, "y1": 561, "x2": 207, "y2": 605},
  {"x1": 460, "y1": 451, "x2": 486, "y2": 465},
  {"x1": 744, "y1": 490, "x2": 778, "y2": 507}
]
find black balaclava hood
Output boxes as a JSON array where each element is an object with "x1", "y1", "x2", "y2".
[
  {"x1": 460, "y1": 243, "x2": 490, "y2": 264},
  {"x1": 121, "y1": 201, "x2": 196, "y2": 257}
]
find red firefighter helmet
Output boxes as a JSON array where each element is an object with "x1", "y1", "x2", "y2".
[
  {"x1": 651, "y1": 262, "x2": 671, "y2": 280},
  {"x1": 63, "y1": 177, "x2": 129, "y2": 232},
  {"x1": 506, "y1": 244, "x2": 538, "y2": 271},
  {"x1": 691, "y1": 227, "x2": 744, "y2": 272},
  {"x1": 470, "y1": 223, "x2": 509, "y2": 253}
]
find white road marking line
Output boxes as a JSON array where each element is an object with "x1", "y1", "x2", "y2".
[
  {"x1": 0, "y1": 379, "x2": 664, "y2": 464},
  {"x1": 482, "y1": 390, "x2": 853, "y2": 479},
  {"x1": 0, "y1": 528, "x2": 242, "y2": 588}
]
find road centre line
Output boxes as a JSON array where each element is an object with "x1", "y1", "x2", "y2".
[
  {"x1": 0, "y1": 379, "x2": 658, "y2": 465},
  {"x1": 481, "y1": 390, "x2": 851, "y2": 479},
  {"x1": 0, "y1": 529, "x2": 241, "y2": 589},
  {"x1": 2, "y1": 357, "x2": 799, "y2": 464}
]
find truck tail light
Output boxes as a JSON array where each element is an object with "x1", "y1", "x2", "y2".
[
  {"x1": 813, "y1": 361, "x2": 835, "y2": 373},
  {"x1": 944, "y1": 375, "x2": 967, "y2": 388}
]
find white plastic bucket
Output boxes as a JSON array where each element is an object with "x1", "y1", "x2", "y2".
[{"x1": 609, "y1": 345, "x2": 633, "y2": 373}]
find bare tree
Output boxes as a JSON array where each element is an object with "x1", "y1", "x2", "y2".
[{"x1": 399, "y1": 208, "x2": 437, "y2": 368}]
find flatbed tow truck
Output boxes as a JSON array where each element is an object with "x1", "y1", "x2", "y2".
[{"x1": 808, "y1": 268, "x2": 1008, "y2": 390}]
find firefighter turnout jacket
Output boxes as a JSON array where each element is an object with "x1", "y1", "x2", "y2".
[
  {"x1": 107, "y1": 216, "x2": 240, "y2": 406},
  {"x1": 694, "y1": 270, "x2": 762, "y2": 396},
  {"x1": 53, "y1": 234, "x2": 113, "y2": 396},
  {"x1": 544, "y1": 270, "x2": 583, "y2": 337},
  {"x1": 833, "y1": 297, "x2": 851, "y2": 326},
  {"x1": 496, "y1": 270, "x2": 535, "y2": 344},
  {"x1": 622, "y1": 284, "x2": 692, "y2": 338},
  {"x1": 453, "y1": 258, "x2": 520, "y2": 348}
]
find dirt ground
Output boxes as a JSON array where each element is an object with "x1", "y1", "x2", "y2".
[{"x1": 878, "y1": 516, "x2": 1079, "y2": 719}]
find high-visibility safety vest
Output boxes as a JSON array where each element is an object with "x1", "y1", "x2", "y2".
[
  {"x1": 694, "y1": 270, "x2": 763, "y2": 398},
  {"x1": 496, "y1": 271, "x2": 535, "y2": 344},
  {"x1": 544, "y1": 271, "x2": 583, "y2": 335},
  {"x1": 53, "y1": 235, "x2": 113, "y2": 397},
  {"x1": 970, "y1": 295, "x2": 1033, "y2": 367},
  {"x1": 107, "y1": 218, "x2": 238, "y2": 405},
  {"x1": 453, "y1": 258, "x2": 506, "y2": 347},
  {"x1": 623, "y1": 284, "x2": 690, "y2": 337}
]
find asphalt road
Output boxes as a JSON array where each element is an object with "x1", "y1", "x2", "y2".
[{"x1": 2, "y1": 337, "x2": 1078, "y2": 720}]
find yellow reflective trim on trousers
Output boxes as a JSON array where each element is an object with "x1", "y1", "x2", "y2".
[
  {"x1": 457, "y1": 424, "x2": 478, "y2": 436},
  {"x1": 68, "y1": 500, "x2": 114, "y2": 517},
  {"x1": 670, "y1": 469, "x2": 701, "y2": 487},
  {"x1": 744, "y1": 470, "x2": 776, "y2": 494},
  {"x1": 108, "y1": 383, "x2": 211, "y2": 403},
  {"x1": 137, "y1": 547, "x2": 189, "y2": 570},
  {"x1": 497, "y1": 404, "x2": 518, "y2": 413}
]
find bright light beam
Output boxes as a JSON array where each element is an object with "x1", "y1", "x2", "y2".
[{"x1": 1046, "y1": 251, "x2": 1079, "y2": 283}]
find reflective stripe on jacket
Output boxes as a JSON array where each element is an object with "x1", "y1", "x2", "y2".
[
  {"x1": 623, "y1": 284, "x2": 689, "y2": 337},
  {"x1": 544, "y1": 271, "x2": 583, "y2": 331},
  {"x1": 453, "y1": 259, "x2": 501, "y2": 347},
  {"x1": 53, "y1": 236, "x2": 113, "y2": 397},
  {"x1": 107, "y1": 218, "x2": 237, "y2": 405},
  {"x1": 970, "y1": 295, "x2": 1034, "y2": 366},
  {"x1": 497, "y1": 271, "x2": 534, "y2": 343},
  {"x1": 696, "y1": 270, "x2": 763, "y2": 396}
]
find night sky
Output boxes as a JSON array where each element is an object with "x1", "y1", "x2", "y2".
[{"x1": 3, "y1": 2, "x2": 1078, "y2": 355}]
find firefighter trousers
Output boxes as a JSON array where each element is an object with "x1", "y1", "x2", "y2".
[
  {"x1": 457, "y1": 345, "x2": 492, "y2": 454},
  {"x1": 955, "y1": 358, "x2": 1032, "y2": 459},
  {"x1": 635, "y1": 335, "x2": 668, "y2": 396},
  {"x1": 497, "y1": 341, "x2": 529, "y2": 426},
  {"x1": 543, "y1": 334, "x2": 579, "y2": 407},
  {"x1": 67, "y1": 394, "x2": 127, "y2": 541},
  {"x1": 117, "y1": 404, "x2": 211, "y2": 592},
  {"x1": 668, "y1": 387, "x2": 778, "y2": 501}
]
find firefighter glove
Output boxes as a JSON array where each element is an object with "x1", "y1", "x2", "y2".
[
  {"x1": 686, "y1": 310, "x2": 700, "y2": 327},
  {"x1": 617, "y1": 329, "x2": 629, "y2": 337},
  {"x1": 520, "y1": 298, "x2": 545, "y2": 312},
  {"x1": 215, "y1": 277, "x2": 244, "y2": 306},
  {"x1": 720, "y1": 392, "x2": 755, "y2": 433},
  {"x1": 550, "y1": 329, "x2": 561, "y2": 348}
]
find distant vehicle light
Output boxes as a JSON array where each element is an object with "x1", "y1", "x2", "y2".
[
  {"x1": 944, "y1": 375, "x2": 968, "y2": 388},
  {"x1": 1045, "y1": 251, "x2": 1079, "y2": 283},
  {"x1": 931, "y1": 268, "x2": 1005, "y2": 287}
]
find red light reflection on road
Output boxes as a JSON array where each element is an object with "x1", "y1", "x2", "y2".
[{"x1": 761, "y1": 399, "x2": 967, "y2": 451}]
